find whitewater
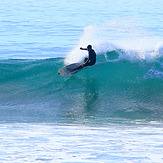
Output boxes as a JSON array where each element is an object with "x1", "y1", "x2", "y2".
[{"x1": 0, "y1": 0, "x2": 163, "y2": 162}]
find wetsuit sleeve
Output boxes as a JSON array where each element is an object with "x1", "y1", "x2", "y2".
[{"x1": 80, "y1": 48, "x2": 87, "y2": 50}]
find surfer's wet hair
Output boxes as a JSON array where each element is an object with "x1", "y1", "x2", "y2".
[{"x1": 87, "y1": 45, "x2": 92, "y2": 49}]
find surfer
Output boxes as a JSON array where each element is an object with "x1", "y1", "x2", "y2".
[{"x1": 70, "y1": 45, "x2": 96, "y2": 71}]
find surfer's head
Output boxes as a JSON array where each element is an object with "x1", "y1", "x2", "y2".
[{"x1": 87, "y1": 45, "x2": 92, "y2": 51}]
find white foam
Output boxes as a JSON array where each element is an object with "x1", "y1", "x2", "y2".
[
  {"x1": 1, "y1": 123, "x2": 163, "y2": 162},
  {"x1": 65, "y1": 18, "x2": 163, "y2": 64}
]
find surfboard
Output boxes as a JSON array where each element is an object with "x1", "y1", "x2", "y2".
[{"x1": 57, "y1": 63, "x2": 83, "y2": 76}]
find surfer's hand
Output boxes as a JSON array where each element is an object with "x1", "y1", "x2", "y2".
[{"x1": 80, "y1": 47, "x2": 83, "y2": 50}]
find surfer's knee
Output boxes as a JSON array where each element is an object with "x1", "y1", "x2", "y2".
[{"x1": 84, "y1": 57, "x2": 88, "y2": 63}]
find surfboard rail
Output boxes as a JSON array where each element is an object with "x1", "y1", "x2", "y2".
[{"x1": 57, "y1": 63, "x2": 83, "y2": 76}]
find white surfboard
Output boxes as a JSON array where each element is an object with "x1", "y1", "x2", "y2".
[{"x1": 57, "y1": 63, "x2": 83, "y2": 76}]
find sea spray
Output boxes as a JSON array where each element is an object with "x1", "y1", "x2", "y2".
[{"x1": 65, "y1": 19, "x2": 163, "y2": 64}]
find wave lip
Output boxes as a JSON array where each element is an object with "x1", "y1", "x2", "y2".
[{"x1": 65, "y1": 20, "x2": 163, "y2": 64}]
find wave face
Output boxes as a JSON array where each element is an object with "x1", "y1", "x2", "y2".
[{"x1": 0, "y1": 51, "x2": 162, "y2": 123}]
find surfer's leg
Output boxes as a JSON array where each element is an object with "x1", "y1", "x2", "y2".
[
  {"x1": 82, "y1": 61, "x2": 95, "y2": 68},
  {"x1": 71, "y1": 61, "x2": 95, "y2": 71},
  {"x1": 69, "y1": 58, "x2": 89, "y2": 71},
  {"x1": 84, "y1": 57, "x2": 88, "y2": 63}
]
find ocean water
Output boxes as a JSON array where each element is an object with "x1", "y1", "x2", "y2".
[{"x1": 0, "y1": 0, "x2": 163, "y2": 162}]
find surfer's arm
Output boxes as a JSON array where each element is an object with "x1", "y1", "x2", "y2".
[{"x1": 80, "y1": 47, "x2": 87, "y2": 50}]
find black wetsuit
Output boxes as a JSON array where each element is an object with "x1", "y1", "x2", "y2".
[
  {"x1": 73, "y1": 49, "x2": 96, "y2": 71},
  {"x1": 83, "y1": 49, "x2": 96, "y2": 67}
]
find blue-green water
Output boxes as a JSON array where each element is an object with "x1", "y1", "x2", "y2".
[
  {"x1": 0, "y1": 55, "x2": 162, "y2": 123},
  {"x1": 0, "y1": 0, "x2": 163, "y2": 162}
]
